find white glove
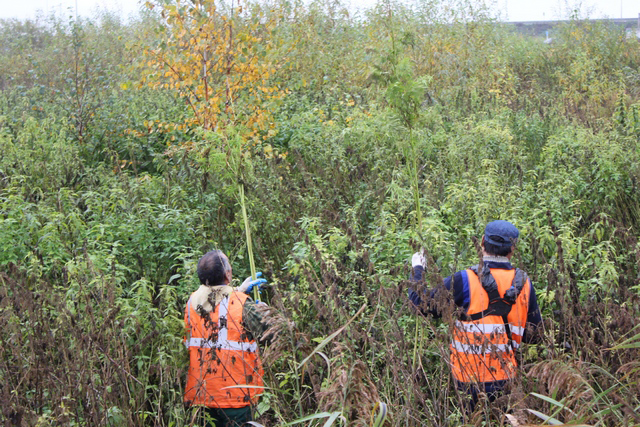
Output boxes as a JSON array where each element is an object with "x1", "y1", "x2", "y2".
[{"x1": 412, "y1": 252, "x2": 426, "y2": 268}]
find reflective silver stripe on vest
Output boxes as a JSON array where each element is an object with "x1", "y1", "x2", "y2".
[
  {"x1": 187, "y1": 337, "x2": 258, "y2": 352},
  {"x1": 454, "y1": 321, "x2": 525, "y2": 336},
  {"x1": 511, "y1": 326, "x2": 524, "y2": 336},
  {"x1": 187, "y1": 295, "x2": 258, "y2": 353},
  {"x1": 451, "y1": 340, "x2": 520, "y2": 354}
]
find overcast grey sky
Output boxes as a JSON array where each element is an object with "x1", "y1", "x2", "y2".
[{"x1": 0, "y1": 0, "x2": 638, "y2": 22}]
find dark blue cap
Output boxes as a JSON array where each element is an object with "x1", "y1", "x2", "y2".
[{"x1": 484, "y1": 220, "x2": 519, "y2": 248}]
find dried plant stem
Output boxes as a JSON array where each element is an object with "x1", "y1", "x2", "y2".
[
  {"x1": 410, "y1": 131, "x2": 422, "y2": 373},
  {"x1": 239, "y1": 183, "x2": 259, "y2": 301},
  {"x1": 412, "y1": 316, "x2": 423, "y2": 374}
]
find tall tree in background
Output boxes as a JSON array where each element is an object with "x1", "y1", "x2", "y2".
[
  {"x1": 143, "y1": 0, "x2": 283, "y2": 144},
  {"x1": 142, "y1": 0, "x2": 289, "y2": 298}
]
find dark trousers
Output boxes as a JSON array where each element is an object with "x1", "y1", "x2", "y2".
[
  {"x1": 456, "y1": 380, "x2": 509, "y2": 413},
  {"x1": 195, "y1": 406, "x2": 252, "y2": 427}
]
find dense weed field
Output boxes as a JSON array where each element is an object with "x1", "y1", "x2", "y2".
[{"x1": 1, "y1": 0, "x2": 639, "y2": 425}]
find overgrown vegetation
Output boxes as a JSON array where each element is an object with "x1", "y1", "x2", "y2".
[{"x1": 1, "y1": 0, "x2": 639, "y2": 425}]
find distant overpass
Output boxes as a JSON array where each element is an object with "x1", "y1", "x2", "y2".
[{"x1": 506, "y1": 15, "x2": 640, "y2": 37}]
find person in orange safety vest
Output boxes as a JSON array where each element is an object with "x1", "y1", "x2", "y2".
[
  {"x1": 184, "y1": 250, "x2": 271, "y2": 427},
  {"x1": 409, "y1": 220, "x2": 542, "y2": 411}
]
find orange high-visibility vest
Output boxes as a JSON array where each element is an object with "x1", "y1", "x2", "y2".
[
  {"x1": 450, "y1": 268, "x2": 531, "y2": 383},
  {"x1": 184, "y1": 290, "x2": 264, "y2": 408}
]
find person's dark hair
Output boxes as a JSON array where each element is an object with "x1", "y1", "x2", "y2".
[
  {"x1": 197, "y1": 250, "x2": 231, "y2": 286},
  {"x1": 483, "y1": 241, "x2": 512, "y2": 257}
]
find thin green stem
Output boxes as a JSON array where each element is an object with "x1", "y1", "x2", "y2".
[
  {"x1": 410, "y1": 131, "x2": 422, "y2": 230},
  {"x1": 239, "y1": 183, "x2": 259, "y2": 301}
]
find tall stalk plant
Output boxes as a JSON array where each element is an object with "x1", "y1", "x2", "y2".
[
  {"x1": 239, "y1": 183, "x2": 259, "y2": 301},
  {"x1": 384, "y1": 57, "x2": 431, "y2": 374},
  {"x1": 205, "y1": 128, "x2": 262, "y2": 292},
  {"x1": 385, "y1": 57, "x2": 430, "y2": 231}
]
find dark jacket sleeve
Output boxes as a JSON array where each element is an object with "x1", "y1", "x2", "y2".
[
  {"x1": 522, "y1": 281, "x2": 543, "y2": 343},
  {"x1": 409, "y1": 266, "x2": 468, "y2": 318}
]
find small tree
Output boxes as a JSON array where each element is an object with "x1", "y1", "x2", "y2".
[
  {"x1": 143, "y1": 0, "x2": 283, "y2": 142},
  {"x1": 142, "y1": 0, "x2": 288, "y2": 295}
]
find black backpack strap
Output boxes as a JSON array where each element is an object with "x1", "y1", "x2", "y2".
[
  {"x1": 467, "y1": 264, "x2": 512, "y2": 320},
  {"x1": 504, "y1": 269, "x2": 528, "y2": 304},
  {"x1": 466, "y1": 266, "x2": 529, "y2": 352}
]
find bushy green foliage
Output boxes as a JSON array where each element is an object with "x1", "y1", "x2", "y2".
[{"x1": 1, "y1": 1, "x2": 640, "y2": 426}]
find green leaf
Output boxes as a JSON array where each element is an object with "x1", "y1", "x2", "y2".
[
  {"x1": 322, "y1": 412, "x2": 341, "y2": 427},
  {"x1": 371, "y1": 401, "x2": 388, "y2": 427},
  {"x1": 525, "y1": 409, "x2": 563, "y2": 425},
  {"x1": 609, "y1": 325, "x2": 640, "y2": 350},
  {"x1": 530, "y1": 392, "x2": 575, "y2": 414},
  {"x1": 283, "y1": 411, "x2": 342, "y2": 426},
  {"x1": 298, "y1": 303, "x2": 367, "y2": 370}
]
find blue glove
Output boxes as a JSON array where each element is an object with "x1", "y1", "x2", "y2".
[{"x1": 236, "y1": 272, "x2": 267, "y2": 294}]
